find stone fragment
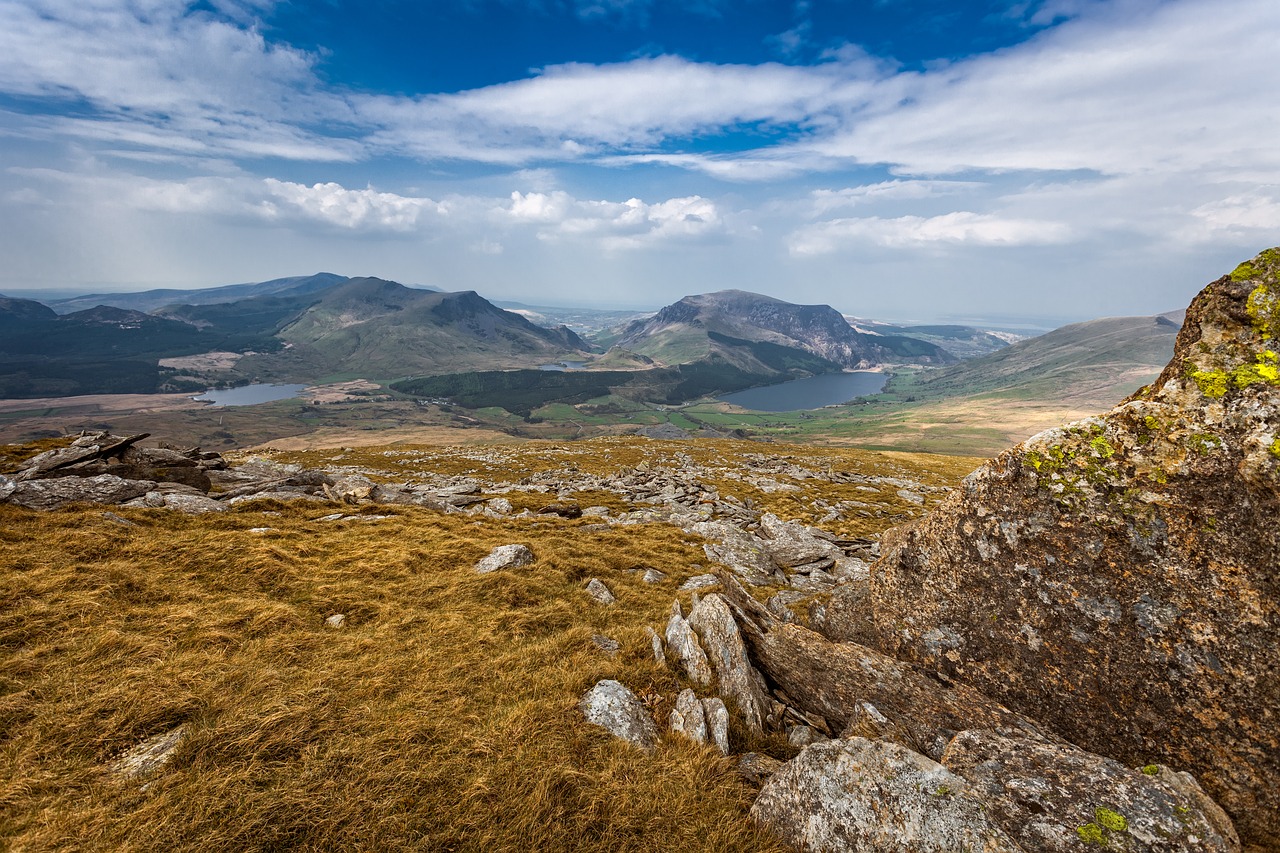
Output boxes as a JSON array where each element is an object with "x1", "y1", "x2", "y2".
[
  {"x1": 475, "y1": 544, "x2": 535, "y2": 574},
  {"x1": 702, "y1": 697, "x2": 729, "y2": 755},
  {"x1": 670, "y1": 688, "x2": 708, "y2": 745},
  {"x1": 487, "y1": 497, "x2": 513, "y2": 514},
  {"x1": 579, "y1": 680, "x2": 659, "y2": 751},
  {"x1": 110, "y1": 725, "x2": 188, "y2": 778},
  {"x1": 941, "y1": 730, "x2": 1240, "y2": 853},
  {"x1": 750, "y1": 738, "x2": 1024, "y2": 853},
  {"x1": 591, "y1": 634, "x2": 621, "y2": 655},
  {"x1": 325, "y1": 614, "x2": 346, "y2": 629},
  {"x1": 585, "y1": 578, "x2": 616, "y2": 605},
  {"x1": 641, "y1": 568, "x2": 667, "y2": 584},
  {"x1": 788, "y1": 725, "x2": 819, "y2": 747},
  {"x1": 325, "y1": 473, "x2": 375, "y2": 503},
  {"x1": 664, "y1": 602, "x2": 713, "y2": 686},
  {"x1": 102, "y1": 511, "x2": 136, "y2": 527},
  {"x1": 644, "y1": 626, "x2": 666, "y2": 664},
  {"x1": 154, "y1": 493, "x2": 227, "y2": 514},
  {"x1": 687, "y1": 593, "x2": 769, "y2": 734}
]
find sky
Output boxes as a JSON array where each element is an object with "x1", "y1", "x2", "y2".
[{"x1": 0, "y1": 0, "x2": 1277, "y2": 324}]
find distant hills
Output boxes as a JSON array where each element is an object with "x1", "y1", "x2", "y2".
[
  {"x1": 615, "y1": 290, "x2": 954, "y2": 371},
  {"x1": 886, "y1": 312, "x2": 1181, "y2": 409},
  {"x1": 45, "y1": 273, "x2": 353, "y2": 315}
]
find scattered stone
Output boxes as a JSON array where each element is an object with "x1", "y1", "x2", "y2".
[
  {"x1": 687, "y1": 593, "x2": 769, "y2": 734},
  {"x1": 678, "y1": 573, "x2": 718, "y2": 591},
  {"x1": 751, "y1": 738, "x2": 1022, "y2": 853},
  {"x1": 579, "y1": 680, "x2": 659, "y2": 752},
  {"x1": 324, "y1": 473, "x2": 376, "y2": 503},
  {"x1": 738, "y1": 752, "x2": 784, "y2": 786},
  {"x1": 102, "y1": 511, "x2": 136, "y2": 527},
  {"x1": 591, "y1": 634, "x2": 621, "y2": 655},
  {"x1": 641, "y1": 568, "x2": 667, "y2": 584},
  {"x1": 487, "y1": 497, "x2": 513, "y2": 514},
  {"x1": 110, "y1": 725, "x2": 188, "y2": 779},
  {"x1": 670, "y1": 688, "x2": 708, "y2": 745},
  {"x1": 475, "y1": 544, "x2": 535, "y2": 573},
  {"x1": 664, "y1": 601, "x2": 713, "y2": 686},
  {"x1": 581, "y1": 506, "x2": 611, "y2": 517},
  {"x1": 152, "y1": 492, "x2": 227, "y2": 514},
  {"x1": 537, "y1": 503, "x2": 582, "y2": 518},
  {"x1": 585, "y1": 578, "x2": 616, "y2": 605},
  {"x1": 317, "y1": 512, "x2": 345, "y2": 521},
  {"x1": 895, "y1": 489, "x2": 925, "y2": 505},
  {"x1": 247, "y1": 527, "x2": 276, "y2": 534},
  {"x1": 644, "y1": 626, "x2": 666, "y2": 664},
  {"x1": 325, "y1": 614, "x2": 346, "y2": 629}
]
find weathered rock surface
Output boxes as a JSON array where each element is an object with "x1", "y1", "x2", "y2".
[
  {"x1": 670, "y1": 688, "x2": 708, "y2": 745},
  {"x1": 941, "y1": 729, "x2": 1240, "y2": 853},
  {"x1": 821, "y1": 249, "x2": 1280, "y2": 846},
  {"x1": 585, "y1": 578, "x2": 615, "y2": 605},
  {"x1": 3, "y1": 473, "x2": 156, "y2": 510},
  {"x1": 474, "y1": 544, "x2": 535, "y2": 574},
  {"x1": 687, "y1": 593, "x2": 769, "y2": 734},
  {"x1": 751, "y1": 737, "x2": 1023, "y2": 853},
  {"x1": 720, "y1": 573, "x2": 1053, "y2": 760},
  {"x1": 702, "y1": 696, "x2": 729, "y2": 755},
  {"x1": 578, "y1": 680, "x2": 659, "y2": 751}
]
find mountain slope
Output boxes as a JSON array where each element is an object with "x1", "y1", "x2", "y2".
[
  {"x1": 888, "y1": 313, "x2": 1180, "y2": 409},
  {"x1": 617, "y1": 290, "x2": 953, "y2": 370},
  {"x1": 243, "y1": 278, "x2": 589, "y2": 379}
]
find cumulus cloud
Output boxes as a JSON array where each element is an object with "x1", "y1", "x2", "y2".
[
  {"x1": 788, "y1": 212, "x2": 1073, "y2": 254},
  {"x1": 504, "y1": 190, "x2": 723, "y2": 249},
  {"x1": 807, "y1": 180, "x2": 985, "y2": 215}
]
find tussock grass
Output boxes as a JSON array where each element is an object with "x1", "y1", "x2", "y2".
[{"x1": 0, "y1": 499, "x2": 786, "y2": 851}]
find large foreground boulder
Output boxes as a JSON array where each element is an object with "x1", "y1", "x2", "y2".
[{"x1": 823, "y1": 249, "x2": 1280, "y2": 846}]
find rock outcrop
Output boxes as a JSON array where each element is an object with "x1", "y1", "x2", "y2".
[{"x1": 822, "y1": 248, "x2": 1280, "y2": 847}]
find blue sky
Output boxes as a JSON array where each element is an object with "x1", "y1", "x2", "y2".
[{"x1": 0, "y1": 0, "x2": 1276, "y2": 323}]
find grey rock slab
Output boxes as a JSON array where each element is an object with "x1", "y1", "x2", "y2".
[
  {"x1": 686, "y1": 520, "x2": 779, "y2": 584},
  {"x1": 670, "y1": 688, "x2": 708, "y2": 745},
  {"x1": 941, "y1": 729, "x2": 1240, "y2": 853},
  {"x1": 156, "y1": 493, "x2": 227, "y2": 514},
  {"x1": 585, "y1": 578, "x2": 616, "y2": 605},
  {"x1": 579, "y1": 679, "x2": 659, "y2": 752},
  {"x1": 758, "y1": 512, "x2": 843, "y2": 568},
  {"x1": 325, "y1": 614, "x2": 346, "y2": 629},
  {"x1": 665, "y1": 602, "x2": 713, "y2": 686},
  {"x1": 591, "y1": 634, "x2": 621, "y2": 655},
  {"x1": 750, "y1": 737, "x2": 1025, "y2": 853},
  {"x1": 488, "y1": 497, "x2": 513, "y2": 514},
  {"x1": 110, "y1": 725, "x2": 188, "y2": 779},
  {"x1": 475, "y1": 544, "x2": 535, "y2": 574},
  {"x1": 687, "y1": 593, "x2": 769, "y2": 734},
  {"x1": 4, "y1": 474, "x2": 155, "y2": 510},
  {"x1": 645, "y1": 626, "x2": 666, "y2": 664},
  {"x1": 678, "y1": 573, "x2": 719, "y2": 591},
  {"x1": 641, "y1": 568, "x2": 667, "y2": 584}
]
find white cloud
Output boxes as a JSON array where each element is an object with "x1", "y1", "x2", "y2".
[
  {"x1": 808, "y1": 180, "x2": 985, "y2": 215},
  {"x1": 788, "y1": 211, "x2": 1073, "y2": 254},
  {"x1": 504, "y1": 190, "x2": 723, "y2": 249}
]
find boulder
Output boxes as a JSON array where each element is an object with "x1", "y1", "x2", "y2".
[
  {"x1": 758, "y1": 512, "x2": 843, "y2": 568},
  {"x1": 687, "y1": 593, "x2": 769, "y2": 734},
  {"x1": 702, "y1": 697, "x2": 729, "y2": 755},
  {"x1": 686, "y1": 520, "x2": 780, "y2": 585},
  {"x1": 822, "y1": 249, "x2": 1280, "y2": 846},
  {"x1": 475, "y1": 544, "x2": 535, "y2": 574},
  {"x1": 579, "y1": 680, "x2": 659, "y2": 752},
  {"x1": 941, "y1": 729, "x2": 1240, "y2": 853},
  {"x1": 750, "y1": 737, "x2": 1023, "y2": 853}
]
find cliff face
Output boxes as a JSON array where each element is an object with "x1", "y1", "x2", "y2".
[{"x1": 825, "y1": 249, "x2": 1280, "y2": 848}]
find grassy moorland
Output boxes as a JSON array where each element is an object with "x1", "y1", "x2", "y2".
[{"x1": 0, "y1": 438, "x2": 978, "y2": 851}]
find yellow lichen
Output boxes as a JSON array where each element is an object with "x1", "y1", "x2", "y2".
[{"x1": 1190, "y1": 369, "x2": 1229, "y2": 398}]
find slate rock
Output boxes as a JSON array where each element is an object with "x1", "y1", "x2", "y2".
[
  {"x1": 110, "y1": 725, "x2": 188, "y2": 779},
  {"x1": 3, "y1": 474, "x2": 155, "y2": 510},
  {"x1": 750, "y1": 737, "x2": 1024, "y2": 853},
  {"x1": 475, "y1": 544, "x2": 535, "y2": 573},
  {"x1": 664, "y1": 601, "x2": 713, "y2": 686},
  {"x1": 758, "y1": 512, "x2": 842, "y2": 568},
  {"x1": 579, "y1": 680, "x2": 659, "y2": 751},
  {"x1": 702, "y1": 696, "x2": 729, "y2": 755},
  {"x1": 670, "y1": 688, "x2": 708, "y2": 745}
]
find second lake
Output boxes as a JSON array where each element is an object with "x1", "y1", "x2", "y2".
[{"x1": 716, "y1": 371, "x2": 887, "y2": 412}]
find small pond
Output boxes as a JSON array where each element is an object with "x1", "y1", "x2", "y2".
[
  {"x1": 193, "y1": 383, "x2": 308, "y2": 407},
  {"x1": 716, "y1": 371, "x2": 887, "y2": 412},
  {"x1": 538, "y1": 361, "x2": 588, "y2": 371}
]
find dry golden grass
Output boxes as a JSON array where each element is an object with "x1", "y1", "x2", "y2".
[
  {"x1": 0, "y1": 436, "x2": 982, "y2": 851},
  {"x1": 0, "y1": 499, "x2": 792, "y2": 852}
]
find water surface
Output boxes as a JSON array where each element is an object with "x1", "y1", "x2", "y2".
[
  {"x1": 193, "y1": 383, "x2": 307, "y2": 407},
  {"x1": 716, "y1": 371, "x2": 887, "y2": 412}
]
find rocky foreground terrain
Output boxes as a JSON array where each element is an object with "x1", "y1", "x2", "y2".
[{"x1": 2, "y1": 250, "x2": 1276, "y2": 851}]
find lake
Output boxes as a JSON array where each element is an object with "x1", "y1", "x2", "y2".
[
  {"x1": 538, "y1": 360, "x2": 588, "y2": 371},
  {"x1": 193, "y1": 383, "x2": 308, "y2": 407},
  {"x1": 716, "y1": 371, "x2": 887, "y2": 411}
]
